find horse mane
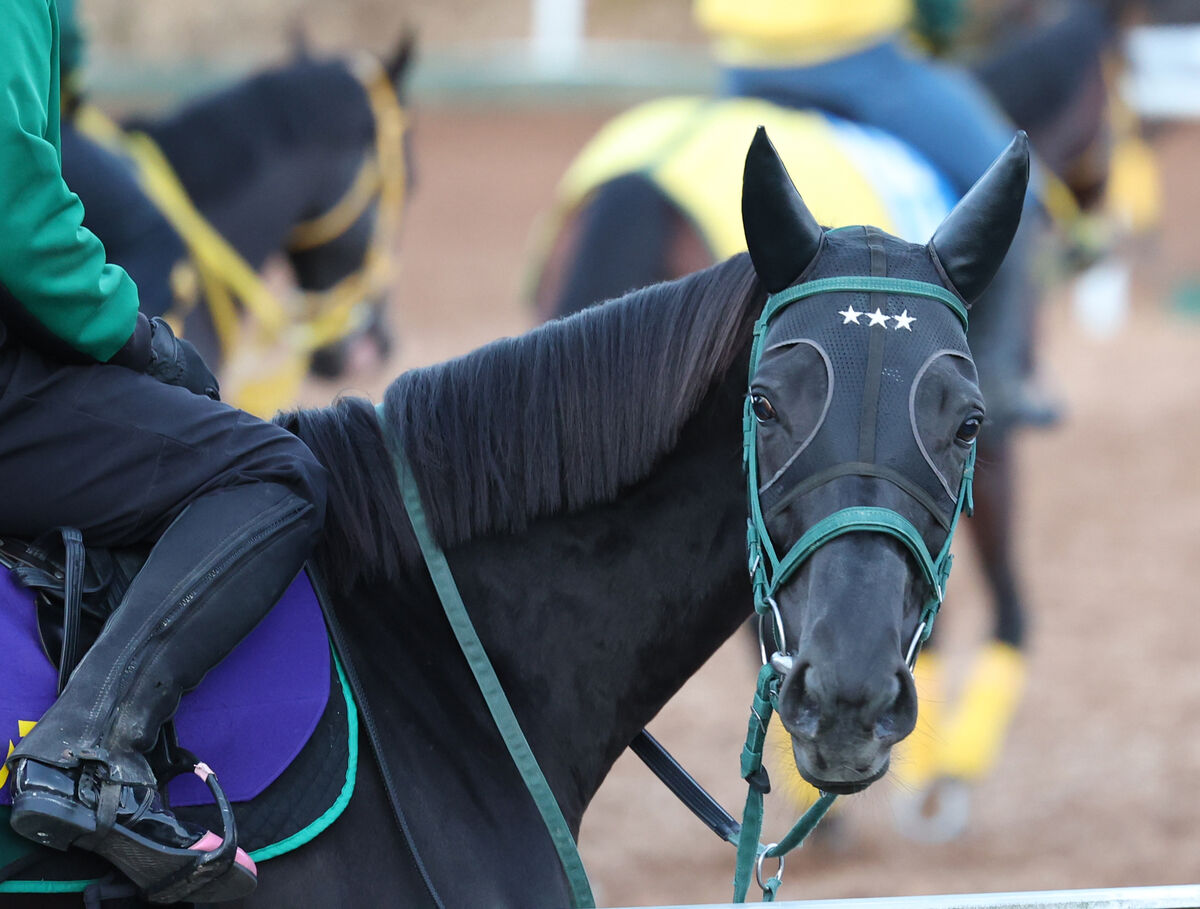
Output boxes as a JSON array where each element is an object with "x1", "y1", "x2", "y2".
[{"x1": 278, "y1": 253, "x2": 761, "y2": 586}]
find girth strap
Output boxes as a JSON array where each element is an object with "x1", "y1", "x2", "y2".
[
  {"x1": 58, "y1": 530, "x2": 86, "y2": 694},
  {"x1": 307, "y1": 566, "x2": 447, "y2": 908}
]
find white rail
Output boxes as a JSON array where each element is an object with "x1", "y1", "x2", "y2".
[
  {"x1": 635, "y1": 884, "x2": 1200, "y2": 909},
  {"x1": 1124, "y1": 25, "x2": 1200, "y2": 118},
  {"x1": 530, "y1": 0, "x2": 586, "y2": 74}
]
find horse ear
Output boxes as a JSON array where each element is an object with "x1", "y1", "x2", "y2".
[
  {"x1": 289, "y1": 20, "x2": 312, "y2": 61},
  {"x1": 386, "y1": 28, "x2": 418, "y2": 95},
  {"x1": 742, "y1": 126, "x2": 823, "y2": 293},
  {"x1": 928, "y1": 131, "x2": 1030, "y2": 304}
]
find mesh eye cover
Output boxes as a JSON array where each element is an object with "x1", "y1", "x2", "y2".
[{"x1": 757, "y1": 229, "x2": 973, "y2": 518}]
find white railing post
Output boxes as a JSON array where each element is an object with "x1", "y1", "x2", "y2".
[{"x1": 531, "y1": 0, "x2": 587, "y2": 74}]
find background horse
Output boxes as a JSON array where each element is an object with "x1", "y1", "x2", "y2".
[
  {"x1": 525, "y1": 86, "x2": 1060, "y2": 839},
  {"x1": 4, "y1": 131, "x2": 1025, "y2": 907},
  {"x1": 963, "y1": 0, "x2": 1160, "y2": 249},
  {"x1": 61, "y1": 37, "x2": 415, "y2": 415}
]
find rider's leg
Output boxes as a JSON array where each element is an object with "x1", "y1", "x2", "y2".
[
  {"x1": 0, "y1": 342, "x2": 327, "y2": 901},
  {"x1": 971, "y1": 0, "x2": 1113, "y2": 181}
]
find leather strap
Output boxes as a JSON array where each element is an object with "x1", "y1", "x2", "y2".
[
  {"x1": 389, "y1": 442, "x2": 596, "y2": 908},
  {"x1": 58, "y1": 528, "x2": 86, "y2": 694},
  {"x1": 307, "y1": 565, "x2": 447, "y2": 909},
  {"x1": 759, "y1": 275, "x2": 969, "y2": 329},
  {"x1": 630, "y1": 730, "x2": 741, "y2": 844}
]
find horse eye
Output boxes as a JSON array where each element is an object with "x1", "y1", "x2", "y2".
[
  {"x1": 956, "y1": 416, "x2": 982, "y2": 443},
  {"x1": 750, "y1": 394, "x2": 777, "y2": 424}
]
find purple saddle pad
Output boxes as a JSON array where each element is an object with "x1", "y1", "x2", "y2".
[{"x1": 0, "y1": 568, "x2": 329, "y2": 807}]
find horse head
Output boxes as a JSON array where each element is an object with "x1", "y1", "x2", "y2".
[
  {"x1": 741, "y1": 127, "x2": 1028, "y2": 794},
  {"x1": 282, "y1": 32, "x2": 416, "y2": 374},
  {"x1": 128, "y1": 32, "x2": 418, "y2": 388}
]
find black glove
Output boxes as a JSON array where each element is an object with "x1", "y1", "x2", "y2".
[{"x1": 145, "y1": 316, "x2": 220, "y2": 400}]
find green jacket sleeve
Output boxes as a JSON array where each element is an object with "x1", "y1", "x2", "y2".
[{"x1": 0, "y1": 0, "x2": 148, "y2": 366}]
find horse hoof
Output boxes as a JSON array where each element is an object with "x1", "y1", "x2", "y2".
[{"x1": 890, "y1": 776, "x2": 970, "y2": 843}]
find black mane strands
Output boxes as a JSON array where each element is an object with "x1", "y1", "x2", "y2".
[
  {"x1": 278, "y1": 253, "x2": 761, "y2": 588},
  {"x1": 384, "y1": 253, "x2": 761, "y2": 546},
  {"x1": 275, "y1": 396, "x2": 411, "y2": 587}
]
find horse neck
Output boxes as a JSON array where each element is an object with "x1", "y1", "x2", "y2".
[
  {"x1": 445, "y1": 373, "x2": 752, "y2": 828},
  {"x1": 290, "y1": 258, "x2": 763, "y2": 841}
]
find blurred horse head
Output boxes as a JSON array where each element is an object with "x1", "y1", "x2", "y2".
[{"x1": 127, "y1": 33, "x2": 417, "y2": 381}]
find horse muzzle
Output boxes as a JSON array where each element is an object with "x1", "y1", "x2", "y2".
[
  {"x1": 773, "y1": 654, "x2": 917, "y2": 794},
  {"x1": 788, "y1": 740, "x2": 891, "y2": 795}
]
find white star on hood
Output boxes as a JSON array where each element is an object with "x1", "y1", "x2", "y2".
[
  {"x1": 893, "y1": 310, "x2": 916, "y2": 331},
  {"x1": 867, "y1": 308, "x2": 891, "y2": 327},
  {"x1": 838, "y1": 305, "x2": 863, "y2": 325}
]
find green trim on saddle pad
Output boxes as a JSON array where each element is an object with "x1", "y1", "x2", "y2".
[
  {"x1": 248, "y1": 651, "x2": 358, "y2": 862},
  {"x1": 0, "y1": 652, "x2": 358, "y2": 894}
]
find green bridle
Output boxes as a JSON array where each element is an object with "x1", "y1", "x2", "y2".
[{"x1": 732, "y1": 275, "x2": 977, "y2": 902}]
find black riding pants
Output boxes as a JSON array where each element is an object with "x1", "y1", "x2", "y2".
[{"x1": 0, "y1": 338, "x2": 326, "y2": 549}]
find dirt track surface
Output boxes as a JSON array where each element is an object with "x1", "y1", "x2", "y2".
[{"x1": 298, "y1": 106, "x2": 1200, "y2": 907}]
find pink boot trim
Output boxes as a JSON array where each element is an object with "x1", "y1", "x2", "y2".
[{"x1": 189, "y1": 830, "x2": 258, "y2": 875}]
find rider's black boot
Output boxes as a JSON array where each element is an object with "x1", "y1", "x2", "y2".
[{"x1": 5, "y1": 481, "x2": 322, "y2": 904}]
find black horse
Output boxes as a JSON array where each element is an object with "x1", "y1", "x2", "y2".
[
  {"x1": 528, "y1": 71, "x2": 1076, "y2": 834},
  {"x1": 11, "y1": 130, "x2": 1026, "y2": 906},
  {"x1": 62, "y1": 38, "x2": 414, "y2": 409}
]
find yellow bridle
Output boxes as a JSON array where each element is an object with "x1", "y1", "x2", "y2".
[
  {"x1": 74, "y1": 54, "x2": 408, "y2": 416},
  {"x1": 286, "y1": 53, "x2": 409, "y2": 349}
]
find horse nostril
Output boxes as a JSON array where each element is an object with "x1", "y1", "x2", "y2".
[
  {"x1": 794, "y1": 708, "x2": 820, "y2": 741},
  {"x1": 874, "y1": 670, "x2": 917, "y2": 743},
  {"x1": 785, "y1": 663, "x2": 821, "y2": 740}
]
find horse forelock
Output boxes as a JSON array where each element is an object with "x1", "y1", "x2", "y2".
[{"x1": 279, "y1": 254, "x2": 761, "y2": 587}]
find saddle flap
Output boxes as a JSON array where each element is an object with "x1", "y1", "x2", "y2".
[{"x1": 0, "y1": 568, "x2": 330, "y2": 807}]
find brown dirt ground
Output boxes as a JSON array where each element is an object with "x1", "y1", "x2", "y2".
[{"x1": 288, "y1": 104, "x2": 1200, "y2": 907}]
